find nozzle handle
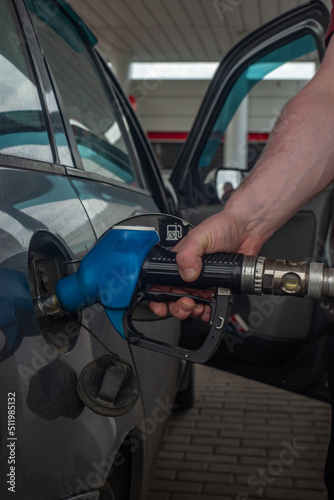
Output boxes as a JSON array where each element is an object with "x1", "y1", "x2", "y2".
[{"x1": 141, "y1": 245, "x2": 244, "y2": 292}]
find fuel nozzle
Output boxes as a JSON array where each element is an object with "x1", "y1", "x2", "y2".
[
  {"x1": 28, "y1": 215, "x2": 334, "y2": 363},
  {"x1": 30, "y1": 219, "x2": 334, "y2": 333},
  {"x1": 35, "y1": 255, "x2": 334, "y2": 325}
]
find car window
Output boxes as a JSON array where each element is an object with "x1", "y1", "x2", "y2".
[
  {"x1": 27, "y1": 0, "x2": 138, "y2": 186},
  {"x1": 0, "y1": 0, "x2": 53, "y2": 163},
  {"x1": 199, "y1": 34, "x2": 319, "y2": 193}
]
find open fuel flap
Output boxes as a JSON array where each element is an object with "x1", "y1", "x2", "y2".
[{"x1": 28, "y1": 231, "x2": 81, "y2": 354}]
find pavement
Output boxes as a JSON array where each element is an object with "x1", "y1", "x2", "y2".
[{"x1": 148, "y1": 364, "x2": 331, "y2": 500}]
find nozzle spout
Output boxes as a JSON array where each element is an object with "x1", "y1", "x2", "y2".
[{"x1": 34, "y1": 293, "x2": 62, "y2": 319}]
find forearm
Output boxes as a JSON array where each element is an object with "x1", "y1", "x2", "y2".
[
  {"x1": 172, "y1": 39, "x2": 334, "y2": 286},
  {"x1": 224, "y1": 78, "x2": 334, "y2": 249}
]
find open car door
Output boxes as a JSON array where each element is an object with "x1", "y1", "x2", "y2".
[{"x1": 170, "y1": 1, "x2": 333, "y2": 401}]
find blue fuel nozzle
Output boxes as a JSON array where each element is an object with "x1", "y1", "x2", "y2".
[{"x1": 55, "y1": 226, "x2": 159, "y2": 338}]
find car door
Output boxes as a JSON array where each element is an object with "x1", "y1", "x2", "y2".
[{"x1": 170, "y1": 1, "x2": 333, "y2": 401}]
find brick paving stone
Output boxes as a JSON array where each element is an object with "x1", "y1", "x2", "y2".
[
  {"x1": 178, "y1": 471, "x2": 233, "y2": 484},
  {"x1": 171, "y1": 427, "x2": 218, "y2": 437},
  {"x1": 156, "y1": 459, "x2": 208, "y2": 472},
  {"x1": 163, "y1": 434, "x2": 191, "y2": 444},
  {"x1": 241, "y1": 438, "x2": 325, "y2": 450},
  {"x1": 236, "y1": 473, "x2": 293, "y2": 488},
  {"x1": 245, "y1": 425, "x2": 291, "y2": 433},
  {"x1": 198, "y1": 422, "x2": 243, "y2": 431},
  {"x1": 206, "y1": 461, "x2": 322, "y2": 481},
  {"x1": 173, "y1": 414, "x2": 221, "y2": 423},
  {"x1": 208, "y1": 462, "x2": 269, "y2": 475},
  {"x1": 219, "y1": 430, "x2": 267, "y2": 440},
  {"x1": 148, "y1": 365, "x2": 331, "y2": 500},
  {"x1": 203, "y1": 483, "x2": 253, "y2": 495},
  {"x1": 267, "y1": 448, "x2": 324, "y2": 460},
  {"x1": 152, "y1": 469, "x2": 177, "y2": 480},
  {"x1": 215, "y1": 445, "x2": 267, "y2": 457},
  {"x1": 268, "y1": 432, "x2": 317, "y2": 442},
  {"x1": 200, "y1": 408, "x2": 245, "y2": 417},
  {"x1": 184, "y1": 452, "x2": 238, "y2": 464},
  {"x1": 164, "y1": 443, "x2": 214, "y2": 454},
  {"x1": 192, "y1": 437, "x2": 241, "y2": 447}
]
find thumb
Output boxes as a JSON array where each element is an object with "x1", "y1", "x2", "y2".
[
  {"x1": 176, "y1": 248, "x2": 203, "y2": 282},
  {"x1": 174, "y1": 212, "x2": 245, "y2": 282},
  {"x1": 175, "y1": 228, "x2": 210, "y2": 282}
]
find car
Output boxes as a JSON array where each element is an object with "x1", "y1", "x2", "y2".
[{"x1": 0, "y1": 0, "x2": 331, "y2": 499}]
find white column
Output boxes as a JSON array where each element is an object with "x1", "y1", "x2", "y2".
[
  {"x1": 110, "y1": 51, "x2": 133, "y2": 93},
  {"x1": 223, "y1": 96, "x2": 249, "y2": 170}
]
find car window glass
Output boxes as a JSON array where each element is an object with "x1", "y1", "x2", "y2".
[
  {"x1": 27, "y1": 0, "x2": 138, "y2": 186},
  {"x1": 198, "y1": 34, "x2": 319, "y2": 197},
  {"x1": 0, "y1": 0, "x2": 53, "y2": 163}
]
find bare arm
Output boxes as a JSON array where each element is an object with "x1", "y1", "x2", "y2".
[{"x1": 151, "y1": 37, "x2": 334, "y2": 320}]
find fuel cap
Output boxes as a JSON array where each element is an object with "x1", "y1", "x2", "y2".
[{"x1": 77, "y1": 354, "x2": 139, "y2": 416}]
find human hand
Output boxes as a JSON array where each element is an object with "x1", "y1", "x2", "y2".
[{"x1": 149, "y1": 210, "x2": 265, "y2": 321}]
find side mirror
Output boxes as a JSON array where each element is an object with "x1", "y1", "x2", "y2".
[{"x1": 204, "y1": 168, "x2": 246, "y2": 204}]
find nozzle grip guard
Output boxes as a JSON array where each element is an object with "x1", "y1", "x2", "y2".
[
  {"x1": 122, "y1": 245, "x2": 240, "y2": 361},
  {"x1": 125, "y1": 287, "x2": 233, "y2": 363}
]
